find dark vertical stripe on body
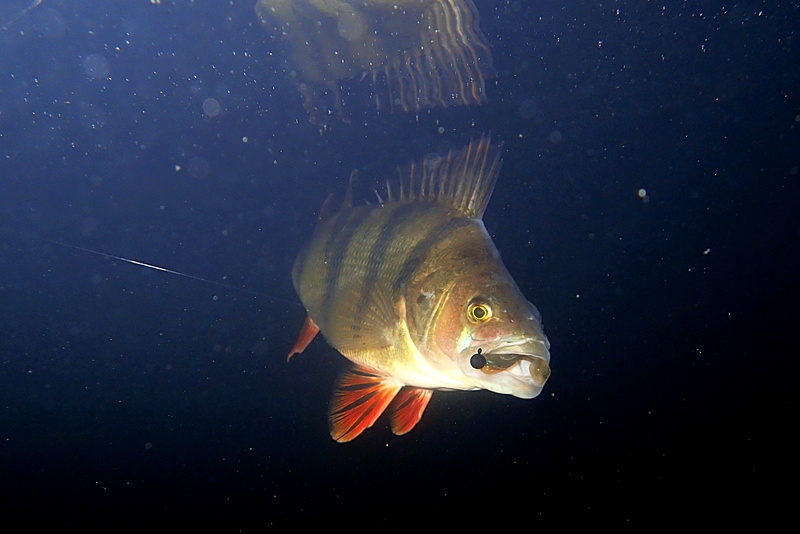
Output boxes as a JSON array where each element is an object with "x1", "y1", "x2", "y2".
[
  {"x1": 321, "y1": 207, "x2": 374, "y2": 324},
  {"x1": 355, "y1": 203, "x2": 426, "y2": 316},
  {"x1": 393, "y1": 217, "x2": 476, "y2": 292},
  {"x1": 311, "y1": 199, "x2": 477, "y2": 332},
  {"x1": 292, "y1": 245, "x2": 309, "y2": 289}
]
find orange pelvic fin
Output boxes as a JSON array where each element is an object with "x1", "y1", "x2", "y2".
[
  {"x1": 286, "y1": 315, "x2": 320, "y2": 361},
  {"x1": 389, "y1": 387, "x2": 433, "y2": 436},
  {"x1": 328, "y1": 365, "x2": 401, "y2": 442}
]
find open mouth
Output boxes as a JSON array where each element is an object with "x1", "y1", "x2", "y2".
[
  {"x1": 503, "y1": 355, "x2": 551, "y2": 387},
  {"x1": 467, "y1": 339, "x2": 551, "y2": 388}
]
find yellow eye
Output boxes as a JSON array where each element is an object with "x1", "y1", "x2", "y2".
[{"x1": 467, "y1": 300, "x2": 492, "y2": 323}]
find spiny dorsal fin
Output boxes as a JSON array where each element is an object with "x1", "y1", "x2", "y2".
[{"x1": 386, "y1": 136, "x2": 502, "y2": 219}]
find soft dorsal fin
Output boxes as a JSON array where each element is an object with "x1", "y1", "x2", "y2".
[
  {"x1": 316, "y1": 193, "x2": 337, "y2": 229},
  {"x1": 328, "y1": 365, "x2": 402, "y2": 442},
  {"x1": 315, "y1": 170, "x2": 359, "y2": 228},
  {"x1": 317, "y1": 170, "x2": 358, "y2": 229},
  {"x1": 385, "y1": 136, "x2": 503, "y2": 219}
]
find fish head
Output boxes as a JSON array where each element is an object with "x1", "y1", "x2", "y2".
[{"x1": 414, "y1": 270, "x2": 551, "y2": 399}]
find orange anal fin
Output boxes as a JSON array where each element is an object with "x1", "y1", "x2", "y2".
[
  {"x1": 389, "y1": 387, "x2": 433, "y2": 436},
  {"x1": 328, "y1": 366, "x2": 401, "y2": 443},
  {"x1": 287, "y1": 315, "x2": 320, "y2": 361}
]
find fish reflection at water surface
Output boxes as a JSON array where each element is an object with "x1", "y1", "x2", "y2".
[{"x1": 255, "y1": 0, "x2": 495, "y2": 124}]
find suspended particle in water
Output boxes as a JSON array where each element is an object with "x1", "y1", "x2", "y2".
[
  {"x1": 337, "y1": 11, "x2": 365, "y2": 42},
  {"x1": 202, "y1": 97, "x2": 221, "y2": 117},
  {"x1": 187, "y1": 157, "x2": 210, "y2": 179},
  {"x1": 82, "y1": 53, "x2": 110, "y2": 79}
]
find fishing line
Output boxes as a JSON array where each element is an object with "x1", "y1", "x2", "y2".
[
  {"x1": 2, "y1": 0, "x2": 44, "y2": 31},
  {"x1": 28, "y1": 236, "x2": 303, "y2": 307}
]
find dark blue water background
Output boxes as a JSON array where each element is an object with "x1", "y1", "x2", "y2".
[{"x1": 1, "y1": 0, "x2": 797, "y2": 527}]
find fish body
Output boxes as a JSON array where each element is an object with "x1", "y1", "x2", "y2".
[{"x1": 289, "y1": 137, "x2": 551, "y2": 441}]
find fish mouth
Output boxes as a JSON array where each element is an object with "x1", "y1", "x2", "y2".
[
  {"x1": 483, "y1": 352, "x2": 551, "y2": 388},
  {"x1": 461, "y1": 337, "x2": 551, "y2": 398},
  {"x1": 476, "y1": 336, "x2": 551, "y2": 395}
]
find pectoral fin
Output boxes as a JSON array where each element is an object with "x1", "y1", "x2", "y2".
[
  {"x1": 329, "y1": 365, "x2": 402, "y2": 442},
  {"x1": 389, "y1": 387, "x2": 433, "y2": 436},
  {"x1": 322, "y1": 280, "x2": 398, "y2": 354}
]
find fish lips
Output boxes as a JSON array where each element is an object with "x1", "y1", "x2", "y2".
[
  {"x1": 503, "y1": 354, "x2": 551, "y2": 398},
  {"x1": 463, "y1": 340, "x2": 551, "y2": 399}
]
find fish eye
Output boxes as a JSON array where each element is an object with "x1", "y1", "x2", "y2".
[{"x1": 467, "y1": 299, "x2": 492, "y2": 324}]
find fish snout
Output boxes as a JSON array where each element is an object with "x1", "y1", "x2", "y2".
[{"x1": 490, "y1": 338, "x2": 551, "y2": 393}]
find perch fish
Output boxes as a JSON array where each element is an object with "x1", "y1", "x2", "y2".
[{"x1": 289, "y1": 137, "x2": 551, "y2": 441}]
